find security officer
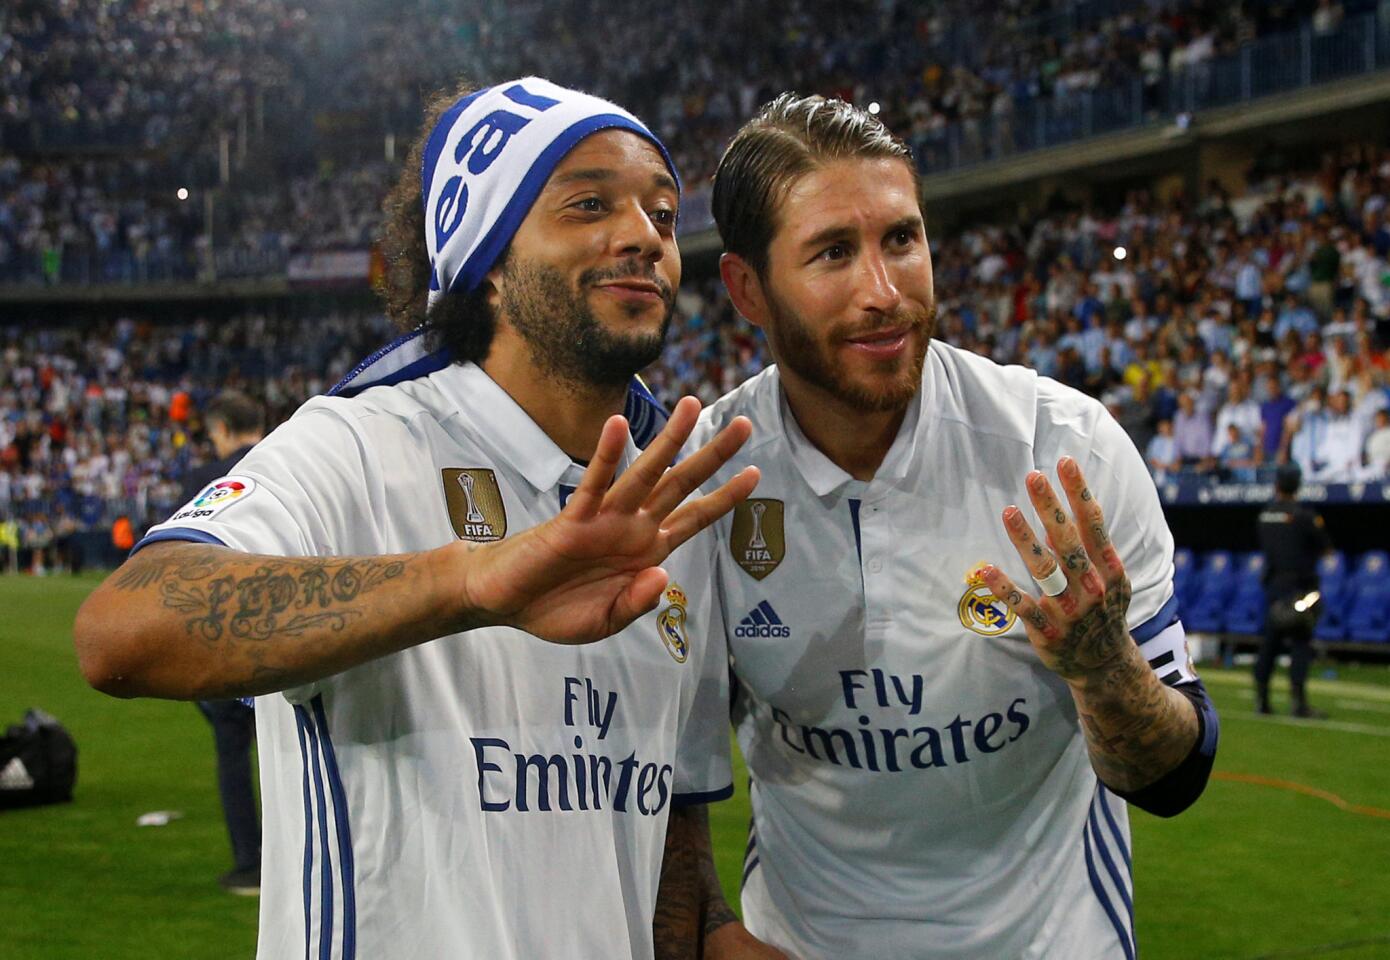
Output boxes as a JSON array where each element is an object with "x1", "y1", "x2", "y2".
[{"x1": 1256, "y1": 464, "x2": 1332, "y2": 717}]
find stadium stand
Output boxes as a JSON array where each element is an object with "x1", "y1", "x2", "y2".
[
  {"x1": 1314, "y1": 550, "x2": 1352, "y2": 640},
  {"x1": 3, "y1": 0, "x2": 1390, "y2": 657}
]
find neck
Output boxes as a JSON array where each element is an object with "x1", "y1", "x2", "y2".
[
  {"x1": 482, "y1": 331, "x2": 628, "y2": 462},
  {"x1": 779, "y1": 368, "x2": 907, "y2": 482}
]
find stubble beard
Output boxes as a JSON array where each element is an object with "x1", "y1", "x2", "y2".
[
  {"x1": 499, "y1": 255, "x2": 673, "y2": 391},
  {"x1": 764, "y1": 285, "x2": 935, "y2": 413}
]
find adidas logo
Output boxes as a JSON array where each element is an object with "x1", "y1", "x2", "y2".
[
  {"x1": 0, "y1": 756, "x2": 34, "y2": 791},
  {"x1": 735, "y1": 601, "x2": 791, "y2": 639}
]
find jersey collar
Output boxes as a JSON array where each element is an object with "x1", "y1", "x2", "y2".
[
  {"x1": 431, "y1": 362, "x2": 639, "y2": 493},
  {"x1": 773, "y1": 356, "x2": 934, "y2": 498}
]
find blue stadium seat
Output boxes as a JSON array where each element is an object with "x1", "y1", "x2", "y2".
[
  {"x1": 1225, "y1": 552, "x2": 1267, "y2": 634},
  {"x1": 1313, "y1": 551, "x2": 1350, "y2": 641},
  {"x1": 1185, "y1": 551, "x2": 1236, "y2": 633},
  {"x1": 1172, "y1": 548, "x2": 1197, "y2": 613},
  {"x1": 1346, "y1": 551, "x2": 1390, "y2": 644}
]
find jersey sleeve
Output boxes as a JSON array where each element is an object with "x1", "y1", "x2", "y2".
[
  {"x1": 671, "y1": 539, "x2": 734, "y2": 806},
  {"x1": 131, "y1": 406, "x2": 378, "y2": 704},
  {"x1": 134, "y1": 405, "x2": 372, "y2": 559}
]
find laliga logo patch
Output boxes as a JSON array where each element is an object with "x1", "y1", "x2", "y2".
[
  {"x1": 657, "y1": 583, "x2": 690, "y2": 663},
  {"x1": 958, "y1": 566, "x2": 1017, "y2": 637},
  {"x1": 442, "y1": 468, "x2": 508, "y2": 542},
  {"x1": 169, "y1": 476, "x2": 257, "y2": 522},
  {"x1": 730, "y1": 498, "x2": 784, "y2": 581}
]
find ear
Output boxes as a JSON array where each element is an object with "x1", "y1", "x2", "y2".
[{"x1": 719, "y1": 252, "x2": 770, "y2": 330}]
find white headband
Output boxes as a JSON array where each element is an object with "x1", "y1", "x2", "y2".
[{"x1": 421, "y1": 76, "x2": 678, "y2": 308}]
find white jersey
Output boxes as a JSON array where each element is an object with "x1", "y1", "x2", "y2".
[
  {"x1": 139, "y1": 362, "x2": 732, "y2": 960},
  {"x1": 690, "y1": 342, "x2": 1198, "y2": 960}
]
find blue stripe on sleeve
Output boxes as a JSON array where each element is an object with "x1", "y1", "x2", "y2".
[
  {"x1": 129, "y1": 527, "x2": 228, "y2": 556},
  {"x1": 671, "y1": 783, "x2": 734, "y2": 807},
  {"x1": 1130, "y1": 593, "x2": 1180, "y2": 643}
]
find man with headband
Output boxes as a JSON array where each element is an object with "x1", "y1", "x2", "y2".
[
  {"x1": 75, "y1": 78, "x2": 761, "y2": 959},
  {"x1": 685, "y1": 94, "x2": 1219, "y2": 958}
]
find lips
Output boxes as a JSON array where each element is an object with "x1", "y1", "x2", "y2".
[
  {"x1": 842, "y1": 325, "x2": 913, "y2": 359},
  {"x1": 594, "y1": 279, "x2": 669, "y2": 304}
]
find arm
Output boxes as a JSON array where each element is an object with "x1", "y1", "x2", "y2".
[
  {"x1": 75, "y1": 399, "x2": 759, "y2": 701},
  {"x1": 653, "y1": 804, "x2": 788, "y2": 960},
  {"x1": 981, "y1": 458, "x2": 1201, "y2": 795}
]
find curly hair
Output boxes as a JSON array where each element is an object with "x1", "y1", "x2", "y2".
[{"x1": 377, "y1": 78, "x2": 501, "y2": 364}]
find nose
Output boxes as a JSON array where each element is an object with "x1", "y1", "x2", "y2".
[
  {"x1": 856, "y1": 249, "x2": 902, "y2": 315},
  {"x1": 610, "y1": 202, "x2": 665, "y2": 264}
]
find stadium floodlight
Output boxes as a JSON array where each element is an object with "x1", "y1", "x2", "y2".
[
  {"x1": 1113, "y1": 246, "x2": 1127, "y2": 261},
  {"x1": 176, "y1": 187, "x2": 189, "y2": 201},
  {"x1": 868, "y1": 101, "x2": 881, "y2": 115}
]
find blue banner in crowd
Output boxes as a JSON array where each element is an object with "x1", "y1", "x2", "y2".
[{"x1": 1158, "y1": 480, "x2": 1390, "y2": 506}]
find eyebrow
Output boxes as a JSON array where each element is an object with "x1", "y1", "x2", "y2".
[
  {"x1": 799, "y1": 214, "x2": 925, "y2": 251},
  {"x1": 548, "y1": 168, "x2": 679, "y2": 193}
]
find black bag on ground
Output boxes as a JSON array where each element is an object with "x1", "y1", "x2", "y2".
[{"x1": 0, "y1": 708, "x2": 78, "y2": 810}]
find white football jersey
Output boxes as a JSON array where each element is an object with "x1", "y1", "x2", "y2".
[
  {"x1": 689, "y1": 341, "x2": 1197, "y2": 960},
  {"x1": 139, "y1": 362, "x2": 732, "y2": 960}
]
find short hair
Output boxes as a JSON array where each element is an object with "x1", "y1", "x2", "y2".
[
  {"x1": 205, "y1": 390, "x2": 265, "y2": 436},
  {"x1": 712, "y1": 93, "x2": 917, "y2": 277},
  {"x1": 378, "y1": 78, "x2": 499, "y2": 365}
]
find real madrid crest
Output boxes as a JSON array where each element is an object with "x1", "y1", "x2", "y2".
[
  {"x1": 442, "y1": 468, "x2": 508, "y2": 542},
  {"x1": 730, "y1": 498, "x2": 784, "y2": 581},
  {"x1": 958, "y1": 567, "x2": 1017, "y2": 637},
  {"x1": 657, "y1": 583, "x2": 691, "y2": 663}
]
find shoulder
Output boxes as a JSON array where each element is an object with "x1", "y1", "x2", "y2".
[
  {"x1": 927, "y1": 340, "x2": 1110, "y2": 458},
  {"x1": 690, "y1": 366, "x2": 782, "y2": 450}
]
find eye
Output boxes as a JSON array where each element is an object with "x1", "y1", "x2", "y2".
[
  {"x1": 818, "y1": 243, "x2": 849, "y2": 263},
  {"x1": 650, "y1": 207, "x2": 676, "y2": 227},
  {"x1": 890, "y1": 227, "x2": 916, "y2": 248},
  {"x1": 572, "y1": 196, "x2": 606, "y2": 214}
]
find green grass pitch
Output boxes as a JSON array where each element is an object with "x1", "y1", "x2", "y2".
[{"x1": 1, "y1": 573, "x2": 1387, "y2": 959}]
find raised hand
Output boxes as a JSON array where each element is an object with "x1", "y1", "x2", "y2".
[
  {"x1": 978, "y1": 456, "x2": 1132, "y2": 680},
  {"x1": 458, "y1": 396, "x2": 759, "y2": 644}
]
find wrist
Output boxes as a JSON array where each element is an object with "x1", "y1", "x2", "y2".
[
  {"x1": 1064, "y1": 637, "x2": 1147, "y2": 696},
  {"x1": 434, "y1": 539, "x2": 500, "y2": 633}
]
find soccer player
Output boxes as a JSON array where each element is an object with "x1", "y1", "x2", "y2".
[
  {"x1": 74, "y1": 77, "x2": 761, "y2": 959},
  {"x1": 689, "y1": 95, "x2": 1220, "y2": 959}
]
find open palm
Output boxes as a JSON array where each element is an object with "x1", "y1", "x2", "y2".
[{"x1": 461, "y1": 397, "x2": 758, "y2": 643}]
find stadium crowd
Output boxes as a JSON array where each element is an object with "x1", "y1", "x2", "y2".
[
  {"x1": 6, "y1": 138, "x2": 1390, "y2": 571},
  {"x1": 2, "y1": 0, "x2": 1377, "y2": 284}
]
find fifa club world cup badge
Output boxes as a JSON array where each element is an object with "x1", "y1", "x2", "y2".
[
  {"x1": 658, "y1": 583, "x2": 691, "y2": 663},
  {"x1": 442, "y1": 468, "x2": 508, "y2": 542},
  {"x1": 958, "y1": 566, "x2": 1017, "y2": 636},
  {"x1": 730, "y1": 498, "x2": 784, "y2": 581}
]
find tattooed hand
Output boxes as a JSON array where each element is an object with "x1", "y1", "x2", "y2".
[
  {"x1": 978, "y1": 456, "x2": 1198, "y2": 793},
  {"x1": 979, "y1": 457, "x2": 1131, "y2": 681}
]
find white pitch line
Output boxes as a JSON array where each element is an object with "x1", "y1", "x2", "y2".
[
  {"x1": 1226, "y1": 687, "x2": 1390, "y2": 717},
  {"x1": 1221, "y1": 711, "x2": 1390, "y2": 738},
  {"x1": 1200, "y1": 668, "x2": 1390, "y2": 703}
]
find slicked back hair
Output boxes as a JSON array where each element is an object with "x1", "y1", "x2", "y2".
[
  {"x1": 712, "y1": 93, "x2": 918, "y2": 278},
  {"x1": 378, "y1": 79, "x2": 500, "y2": 364}
]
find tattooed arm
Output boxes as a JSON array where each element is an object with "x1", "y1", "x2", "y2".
[
  {"x1": 654, "y1": 804, "x2": 785, "y2": 960},
  {"x1": 75, "y1": 401, "x2": 760, "y2": 701},
  {"x1": 981, "y1": 458, "x2": 1199, "y2": 794},
  {"x1": 74, "y1": 541, "x2": 462, "y2": 700}
]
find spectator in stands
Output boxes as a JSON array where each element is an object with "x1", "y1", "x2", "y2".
[
  {"x1": 1258, "y1": 372, "x2": 1297, "y2": 467},
  {"x1": 1315, "y1": 389, "x2": 1366, "y2": 481},
  {"x1": 1173, "y1": 390, "x2": 1215, "y2": 471},
  {"x1": 1366, "y1": 408, "x2": 1390, "y2": 477},
  {"x1": 1218, "y1": 424, "x2": 1258, "y2": 483},
  {"x1": 1146, "y1": 418, "x2": 1181, "y2": 481},
  {"x1": 1212, "y1": 380, "x2": 1261, "y2": 460},
  {"x1": 180, "y1": 389, "x2": 267, "y2": 895}
]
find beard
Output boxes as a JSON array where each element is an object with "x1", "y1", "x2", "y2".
[
  {"x1": 499, "y1": 255, "x2": 673, "y2": 390},
  {"x1": 764, "y1": 286, "x2": 935, "y2": 413}
]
